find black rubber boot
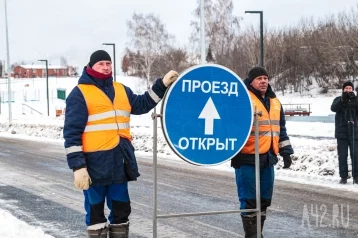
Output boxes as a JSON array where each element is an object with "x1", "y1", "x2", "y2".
[
  {"x1": 87, "y1": 227, "x2": 108, "y2": 238},
  {"x1": 109, "y1": 222, "x2": 129, "y2": 238},
  {"x1": 261, "y1": 216, "x2": 266, "y2": 237},
  {"x1": 340, "y1": 178, "x2": 348, "y2": 184},
  {"x1": 241, "y1": 216, "x2": 264, "y2": 238}
]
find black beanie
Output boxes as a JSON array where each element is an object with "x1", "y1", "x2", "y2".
[
  {"x1": 248, "y1": 66, "x2": 269, "y2": 83},
  {"x1": 88, "y1": 50, "x2": 112, "y2": 68},
  {"x1": 342, "y1": 81, "x2": 354, "y2": 91}
]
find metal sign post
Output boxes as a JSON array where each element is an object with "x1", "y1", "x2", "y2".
[
  {"x1": 152, "y1": 64, "x2": 262, "y2": 237},
  {"x1": 152, "y1": 108, "x2": 159, "y2": 238},
  {"x1": 254, "y1": 107, "x2": 262, "y2": 237}
]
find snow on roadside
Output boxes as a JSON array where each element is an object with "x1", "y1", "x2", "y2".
[{"x1": 0, "y1": 209, "x2": 54, "y2": 238}]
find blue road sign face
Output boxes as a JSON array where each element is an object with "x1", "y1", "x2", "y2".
[{"x1": 161, "y1": 64, "x2": 253, "y2": 166}]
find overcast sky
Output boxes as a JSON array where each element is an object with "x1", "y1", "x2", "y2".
[{"x1": 1, "y1": 0, "x2": 357, "y2": 69}]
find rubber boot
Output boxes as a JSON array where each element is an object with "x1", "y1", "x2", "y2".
[
  {"x1": 241, "y1": 216, "x2": 264, "y2": 238},
  {"x1": 340, "y1": 178, "x2": 348, "y2": 184},
  {"x1": 87, "y1": 227, "x2": 108, "y2": 238},
  {"x1": 261, "y1": 216, "x2": 266, "y2": 237},
  {"x1": 109, "y1": 222, "x2": 129, "y2": 238}
]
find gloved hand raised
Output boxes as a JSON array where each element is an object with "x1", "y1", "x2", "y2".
[
  {"x1": 74, "y1": 167, "x2": 91, "y2": 190},
  {"x1": 348, "y1": 92, "x2": 356, "y2": 99},
  {"x1": 283, "y1": 155, "x2": 292, "y2": 169},
  {"x1": 342, "y1": 92, "x2": 353, "y2": 102},
  {"x1": 162, "y1": 70, "x2": 179, "y2": 87}
]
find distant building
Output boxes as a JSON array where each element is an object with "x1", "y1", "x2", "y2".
[{"x1": 13, "y1": 65, "x2": 74, "y2": 78}]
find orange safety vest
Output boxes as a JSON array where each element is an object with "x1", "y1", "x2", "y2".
[
  {"x1": 77, "y1": 82, "x2": 132, "y2": 152},
  {"x1": 241, "y1": 91, "x2": 281, "y2": 155}
]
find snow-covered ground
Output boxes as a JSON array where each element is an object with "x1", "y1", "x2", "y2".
[
  {"x1": 0, "y1": 208, "x2": 53, "y2": 238},
  {"x1": 0, "y1": 74, "x2": 356, "y2": 236}
]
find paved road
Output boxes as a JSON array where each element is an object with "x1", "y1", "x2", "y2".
[{"x1": 0, "y1": 137, "x2": 357, "y2": 238}]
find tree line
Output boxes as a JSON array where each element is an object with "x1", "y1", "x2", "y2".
[{"x1": 122, "y1": 0, "x2": 358, "y2": 95}]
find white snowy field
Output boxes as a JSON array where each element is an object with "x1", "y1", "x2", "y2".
[{"x1": 0, "y1": 74, "x2": 356, "y2": 236}]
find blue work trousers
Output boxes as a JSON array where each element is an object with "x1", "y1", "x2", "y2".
[
  {"x1": 235, "y1": 165, "x2": 274, "y2": 216},
  {"x1": 83, "y1": 183, "x2": 131, "y2": 226}
]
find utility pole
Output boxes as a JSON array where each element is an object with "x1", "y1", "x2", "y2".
[
  {"x1": 38, "y1": 60, "x2": 49, "y2": 116},
  {"x1": 4, "y1": 0, "x2": 12, "y2": 124},
  {"x1": 102, "y1": 43, "x2": 116, "y2": 81},
  {"x1": 200, "y1": 0, "x2": 206, "y2": 64}
]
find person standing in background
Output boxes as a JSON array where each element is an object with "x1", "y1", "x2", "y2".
[{"x1": 331, "y1": 81, "x2": 358, "y2": 185}]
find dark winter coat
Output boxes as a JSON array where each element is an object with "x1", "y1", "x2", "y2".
[
  {"x1": 231, "y1": 78, "x2": 294, "y2": 168},
  {"x1": 331, "y1": 96, "x2": 358, "y2": 140},
  {"x1": 64, "y1": 67, "x2": 167, "y2": 185}
]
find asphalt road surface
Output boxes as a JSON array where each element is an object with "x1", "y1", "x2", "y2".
[{"x1": 0, "y1": 137, "x2": 357, "y2": 238}]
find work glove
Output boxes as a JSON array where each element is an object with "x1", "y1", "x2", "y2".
[
  {"x1": 162, "y1": 70, "x2": 179, "y2": 87},
  {"x1": 282, "y1": 155, "x2": 292, "y2": 169},
  {"x1": 73, "y1": 167, "x2": 91, "y2": 190}
]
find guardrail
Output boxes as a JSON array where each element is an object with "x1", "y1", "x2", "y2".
[
  {"x1": 22, "y1": 103, "x2": 43, "y2": 115},
  {"x1": 285, "y1": 115, "x2": 334, "y2": 123}
]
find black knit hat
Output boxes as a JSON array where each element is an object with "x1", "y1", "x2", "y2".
[
  {"x1": 248, "y1": 66, "x2": 269, "y2": 83},
  {"x1": 342, "y1": 81, "x2": 354, "y2": 91},
  {"x1": 88, "y1": 50, "x2": 112, "y2": 68}
]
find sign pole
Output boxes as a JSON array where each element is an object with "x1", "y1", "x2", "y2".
[
  {"x1": 152, "y1": 108, "x2": 158, "y2": 238},
  {"x1": 254, "y1": 107, "x2": 262, "y2": 237}
]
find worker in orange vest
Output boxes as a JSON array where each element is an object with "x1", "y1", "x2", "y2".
[
  {"x1": 64, "y1": 50, "x2": 178, "y2": 238},
  {"x1": 231, "y1": 66, "x2": 294, "y2": 238}
]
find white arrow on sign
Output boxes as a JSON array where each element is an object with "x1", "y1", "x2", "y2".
[{"x1": 198, "y1": 97, "x2": 221, "y2": 135}]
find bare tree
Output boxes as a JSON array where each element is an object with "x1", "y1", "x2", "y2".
[
  {"x1": 151, "y1": 47, "x2": 191, "y2": 78},
  {"x1": 121, "y1": 4, "x2": 358, "y2": 94},
  {"x1": 124, "y1": 49, "x2": 146, "y2": 79},
  {"x1": 126, "y1": 13, "x2": 172, "y2": 85},
  {"x1": 121, "y1": 54, "x2": 130, "y2": 76},
  {"x1": 190, "y1": 0, "x2": 241, "y2": 66}
]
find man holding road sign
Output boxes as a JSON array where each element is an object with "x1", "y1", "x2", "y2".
[{"x1": 231, "y1": 66, "x2": 294, "y2": 238}]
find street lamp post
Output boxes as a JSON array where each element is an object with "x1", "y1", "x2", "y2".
[
  {"x1": 38, "y1": 59, "x2": 49, "y2": 116},
  {"x1": 245, "y1": 11, "x2": 264, "y2": 67},
  {"x1": 4, "y1": 0, "x2": 12, "y2": 124},
  {"x1": 102, "y1": 43, "x2": 116, "y2": 81}
]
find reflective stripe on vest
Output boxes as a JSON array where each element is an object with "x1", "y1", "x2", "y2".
[
  {"x1": 77, "y1": 82, "x2": 132, "y2": 152},
  {"x1": 241, "y1": 91, "x2": 281, "y2": 155}
]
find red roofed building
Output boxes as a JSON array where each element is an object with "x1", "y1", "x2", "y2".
[{"x1": 13, "y1": 65, "x2": 73, "y2": 78}]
